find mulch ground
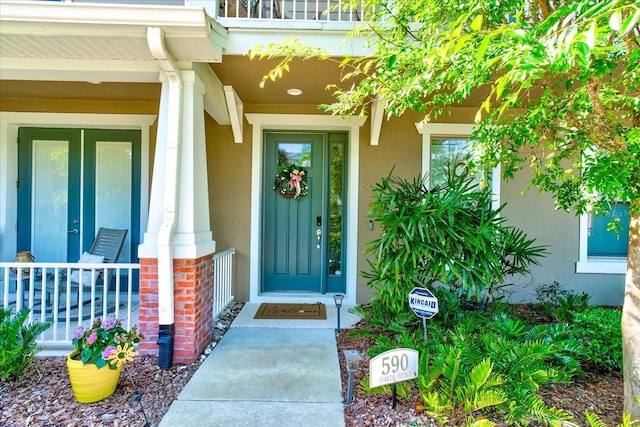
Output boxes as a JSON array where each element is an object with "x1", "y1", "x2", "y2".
[{"x1": 1, "y1": 303, "x2": 624, "y2": 426}]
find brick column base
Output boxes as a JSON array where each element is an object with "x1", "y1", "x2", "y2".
[{"x1": 137, "y1": 255, "x2": 214, "y2": 365}]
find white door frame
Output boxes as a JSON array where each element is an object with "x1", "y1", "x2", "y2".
[
  {"x1": 245, "y1": 114, "x2": 364, "y2": 306},
  {"x1": 0, "y1": 112, "x2": 156, "y2": 262}
]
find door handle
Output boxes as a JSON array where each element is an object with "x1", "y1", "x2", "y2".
[
  {"x1": 68, "y1": 229, "x2": 78, "y2": 234},
  {"x1": 316, "y1": 229, "x2": 321, "y2": 249}
]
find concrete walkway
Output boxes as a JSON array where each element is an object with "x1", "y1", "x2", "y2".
[{"x1": 159, "y1": 303, "x2": 360, "y2": 427}]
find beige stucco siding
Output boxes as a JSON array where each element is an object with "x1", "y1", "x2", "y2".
[
  {"x1": 206, "y1": 114, "x2": 252, "y2": 301},
  {"x1": 1, "y1": 81, "x2": 625, "y2": 306},
  {"x1": 501, "y1": 166, "x2": 625, "y2": 305}
]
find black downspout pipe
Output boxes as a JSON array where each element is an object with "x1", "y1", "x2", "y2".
[{"x1": 157, "y1": 324, "x2": 174, "y2": 370}]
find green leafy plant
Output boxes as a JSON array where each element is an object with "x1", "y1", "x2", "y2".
[
  {"x1": 554, "y1": 292, "x2": 591, "y2": 322},
  {"x1": 585, "y1": 410, "x2": 637, "y2": 427},
  {"x1": 572, "y1": 307, "x2": 623, "y2": 372},
  {"x1": 0, "y1": 307, "x2": 51, "y2": 381},
  {"x1": 535, "y1": 281, "x2": 566, "y2": 306},
  {"x1": 535, "y1": 281, "x2": 591, "y2": 322},
  {"x1": 72, "y1": 317, "x2": 143, "y2": 369},
  {"x1": 362, "y1": 307, "x2": 581, "y2": 425},
  {"x1": 363, "y1": 168, "x2": 546, "y2": 314},
  {"x1": 417, "y1": 349, "x2": 507, "y2": 426}
]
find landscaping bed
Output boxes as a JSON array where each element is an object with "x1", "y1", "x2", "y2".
[
  {"x1": 0, "y1": 303, "x2": 624, "y2": 426},
  {"x1": 337, "y1": 318, "x2": 623, "y2": 427}
]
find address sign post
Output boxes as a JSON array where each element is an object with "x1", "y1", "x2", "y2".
[
  {"x1": 408, "y1": 287, "x2": 439, "y2": 341},
  {"x1": 370, "y1": 348, "x2": 419, "y2": 409}
]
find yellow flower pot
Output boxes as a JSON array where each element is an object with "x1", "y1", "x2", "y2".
[{"x1": 67, "y1": 351, "x2": 123, "y2": 403}]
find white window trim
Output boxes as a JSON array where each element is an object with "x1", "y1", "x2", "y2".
[
  {"x1": 245, "y1": 113, "x2": 365, "y2": 306},
  {"x1": 415, "y1": 122, "x2": 501, "y2": 210},
  {"x1": 576, "y1": 213, "x2": 626, "y2": 274}
]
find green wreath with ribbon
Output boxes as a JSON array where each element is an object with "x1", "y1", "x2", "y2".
[{"x1": 273, "y1": 163, "x2": 309, "y2": 199}]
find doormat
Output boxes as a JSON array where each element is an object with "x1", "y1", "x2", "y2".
[{"x1": 254, "y1": 303, "x2": 327, "y2": 320}]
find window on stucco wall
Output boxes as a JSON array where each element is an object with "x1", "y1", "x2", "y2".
[
  {"x1": 416, "y1": 123, "x2": 501, "y2": 211},
  {"x1": 577, "y1": 203, "x2": 629, "y2": 274}
]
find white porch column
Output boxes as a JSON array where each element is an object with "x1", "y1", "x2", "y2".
[{"x1": 139, "y1": 68, "x2": 215, "y2": 259}]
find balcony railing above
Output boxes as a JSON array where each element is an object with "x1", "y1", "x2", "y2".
[
  {"x1": 216, "y1": 0, "x2": 363, "y2": 22},
  {"x1": 46, "y1": 0, "x2": 364, "y2": 23}
]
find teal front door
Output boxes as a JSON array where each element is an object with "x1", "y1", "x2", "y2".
[
  {"x1": 262, "y1": 131, "x2": 348, "y2": 294},
  {"x1": 17, "y1": 128, "x2": 141, "y2": 263}
]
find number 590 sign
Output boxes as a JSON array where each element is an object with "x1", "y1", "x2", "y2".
[{"x1": 369, "y1": 348, "x2": 419, "y2": 388}]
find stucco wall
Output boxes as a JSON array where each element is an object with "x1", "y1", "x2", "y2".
[
  {"x1": 501, "y1": 167, "x2": 625, "y2": 306},
  {"x1": 204, "y1": 103, "x2": 625, "y2": 306},
  {"x1": 356, "y1": 113, "x2": 423, "y2": 304},
  {"x1": 3, "y1": 83, "x2": 624, "y2": 307},
  {"x1": 206, "y1": 115, "x2": 253, "y2": 302}
]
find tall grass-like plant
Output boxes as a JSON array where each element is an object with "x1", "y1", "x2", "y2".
[
  {"x1": 363, "y1": 169, "x2": 546, "y2": 313},
  {"x1": 0, "y1": 307, "x2": 50, "y2": 381}
]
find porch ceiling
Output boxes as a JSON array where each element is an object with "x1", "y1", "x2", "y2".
[
  {"x1": 209, "y1": 55, "x2": 360, "y2": 106},
  {"x1": 0, "y1": 1, "x2": 227, "y2": 83}
]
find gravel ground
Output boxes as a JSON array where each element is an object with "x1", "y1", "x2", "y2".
[{"x1": 1, "y1": 302, "x2": 624, "y2": 427}]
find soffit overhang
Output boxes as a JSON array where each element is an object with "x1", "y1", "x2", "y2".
[{"x1": 0, "y1": 1, "x2": 227, "y2": 83}]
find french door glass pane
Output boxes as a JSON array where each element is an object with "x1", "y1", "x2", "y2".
[
  {"x1": 32, "y1": 140, "x2": 68, "y2": 262},
  {"x1": 95, "y1": 141, "x2": 132, "y2": 262}
]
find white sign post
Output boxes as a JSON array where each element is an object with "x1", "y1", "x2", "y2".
[
  {"x1": 408, "y1": 287, "x2": 439, "y2": 340},
  {"x1": 370, "y1": 348, "x2": 419, "y2": 409}
]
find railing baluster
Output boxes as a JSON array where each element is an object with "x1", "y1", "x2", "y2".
[
  {"x1": 39, "y1": 269, "x2": 46, "y2": 331},
  {"x1": 212, "y1": 248, "x2": 235, "y2": 321}
]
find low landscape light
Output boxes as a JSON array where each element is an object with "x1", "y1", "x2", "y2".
[
  {"x1": 343, "y1": 349, "x2": 363, "y2": 404},
  {"x1": 333, "y1": 294, "x2": 344, "y2": 331}
]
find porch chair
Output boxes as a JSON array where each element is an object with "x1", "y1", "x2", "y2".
[{"x1": 69, "y1": 228, "x2": 128, "y2": 303}]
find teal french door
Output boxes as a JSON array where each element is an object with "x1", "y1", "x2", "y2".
[
  {"x1": 17, "y1": 128, "x2": 141, "y2": 263},
  {"x1": 262, "y1": 131, "x2": 347, "y2": 293}
]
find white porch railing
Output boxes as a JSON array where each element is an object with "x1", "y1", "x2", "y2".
[
  {"x1": 212, "y1": 248, "x2": 235, "y2": 320},
  {"x1": 0, "y1": 262, "x2": 139, "y2": 348},
  {"x1": 2, "y1": 249, "x2": 235, "y2": 347}
]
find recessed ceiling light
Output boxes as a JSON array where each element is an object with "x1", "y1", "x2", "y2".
[{"x1": 287, "y1": 88, "x2": 302, "y2": 96}]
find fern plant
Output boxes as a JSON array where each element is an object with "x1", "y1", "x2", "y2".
[
  {"x1": 417, "y1": 348, "x2": 506, "y2": 426},
  {"x1": 585, "y1": 411, "x2": 638, "y2": 427},
  {"x1": 0, "y1": 307, "x2": 51, "y2": 381}
]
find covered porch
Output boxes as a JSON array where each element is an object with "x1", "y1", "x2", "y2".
[
  {"x1": 0, "y1": 248, "x2": 235, "y2": 352},
  {"x1": 0, "y1": 0, "x2": 371, "y2": 365}
]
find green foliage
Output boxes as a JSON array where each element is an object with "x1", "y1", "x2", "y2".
[
  {"x1": 418, "y1": 350, "x2": 506, "y2": 426},
  {"x1": 0, "y1": 307, "x2": 51, "y2": 381},
  {"x1": 363, "y1": 168, "x2": 546, "y2": 312},
  {"x1": 572, "y1": 307, "x2": 623, "y2": 372},
  {"x1": 362, "y1": 305, "x2": 581, "y2": 425},
  {"x1": 535, "y1": 281, "x2": 567, "y2": 306},
  {"x1": 251, "y1": 0, "x2": 640, "y2": 216},
  {"x1": 585, "y1": 410, "x2": 638, "y2": 427},
  {"x1": 353, "y1": 299, "x2": 419, "y2": 332},
  {"x1": 360, "y1": 376, "x2": 413, "y2": 402},
  {"x1": 535, "y1": 281, "x2": 591, "y2": 321}
]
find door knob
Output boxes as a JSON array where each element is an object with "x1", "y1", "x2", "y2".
[
  {"x1": 316, "y1": 229, "x2": 321, "y2": 249},
  {"x1": 68, "y1": 229, "x2": 78, "y2": 234}
]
